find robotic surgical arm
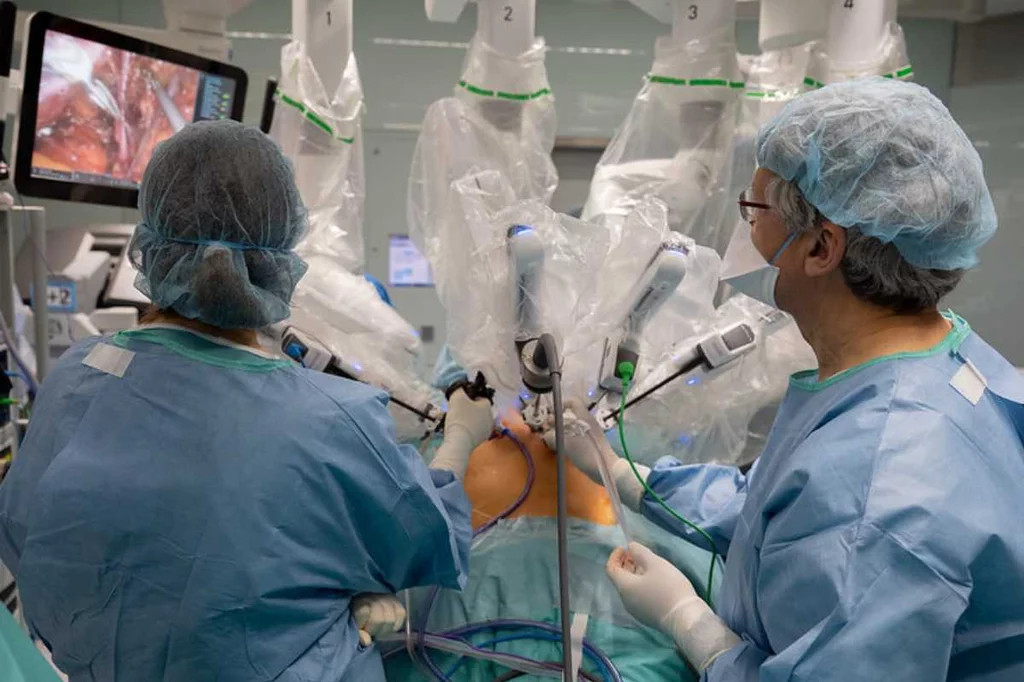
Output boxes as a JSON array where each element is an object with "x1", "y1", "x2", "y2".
[
  {"x1": 280, "y1": 326, "x2": 444, "y2": 429},
  {"x1": 596, "y1": 309, "x2": 789, "y2": 429},
  {"x1": 598, "y1": 237, "x2": 690, "y2": 394},
  {"x1": 508, "y1": 223, "x2": 555, "y2": 397}
]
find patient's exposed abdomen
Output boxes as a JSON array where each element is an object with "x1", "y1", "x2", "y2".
[{"x1": 464, "y1": 416, "x2": 616, "y2": 529}]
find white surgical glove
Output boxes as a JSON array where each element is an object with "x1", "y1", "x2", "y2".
[
  {"x1": 607, "y1": 542, "x2": 740, "y2": 672},
  {"x1": 430, "y1": 388, "x2": 494, "y2": 481},
  {"x1": 542, "y1": 398, "x2": 650, "y2": 511},
  {"x1": 352, "y1": 593, "x2": 407, "y2": 643}
]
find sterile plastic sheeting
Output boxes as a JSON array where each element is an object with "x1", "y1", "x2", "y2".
[
  {"x1": 457, "y1": 35, "x2": 557, "y2": 161},
  {"x1": 581, "y1": 31, "x2": 741, "y2": 256},
  {"x1": 290, "y1": 260, "x2": 422, "y2": 366},
  {"x1": 614, "y1": 295, "x2": 814, "y2": 467},
  {"x1": 585, "y1": 197, "x2": 722, "y2": 396},
  {"x1": 635, "y1": 243, "x2": 721, "y2": 376},
  {"x1": 729, "y1": 45, "x2": 813, "y2": 214},
  {"x1": 591, "y1": 197, "x2": 675, "y2": 334},
  {"x1": 408, "y1": 39, "x2": 558, "y2": 298},
  {"x1": 805, "y1": 20, "x2": 911, "y2": 86},
  {"x1": 611, "y1": 49, "x2": 814, "y2": 467},
  {"x1": 285, "y1": 266, "x2": 440, "y2": 442},
  {"x1": 385, "y1": 514, "x2": 718, "y2": 682},
  {"x1": 716, "y1": 45, "x2": 813, "y2": 302},
  {"x1": 438, "y1": 200, "x2": 611, "y2": 409},
  {"x1": 583, "y1": 197, "x2": 673, "y2": 388},
  {"x1": 271, "y1": 41, "x2": 365, "y2": 273}
]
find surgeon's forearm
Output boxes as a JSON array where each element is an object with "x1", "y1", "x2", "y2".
[
  {"x1": 611, "y1": 458, "x2": 650, "y2": 512},
  {"x1": 430, "y1": 428, "x2": 475, "y2": 481},
  {"x1": 700, "y1": 639, "x2": 768, "y2": 682},
  {"x1": 663, "y1": 601, "x2": 742, "y2": 676},
  {"x1": 640, "y1": 461, "x2": 748, "y2": 555}
]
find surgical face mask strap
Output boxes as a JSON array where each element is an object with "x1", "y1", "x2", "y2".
[{"x1": 769, "y1": 230, "x2": 799, "y2": 265}]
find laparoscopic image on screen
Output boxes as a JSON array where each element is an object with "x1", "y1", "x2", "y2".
[{"x1": 32, "y1": 31, "x2": 202, "y2": 186}]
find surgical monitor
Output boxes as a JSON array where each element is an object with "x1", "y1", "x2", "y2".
[
  {"x1": 14, "y1": 11, "x2": 247, "y2": 207},
  {"x1": 389, "y1": 234, "x2": 434, "y2": 287}
]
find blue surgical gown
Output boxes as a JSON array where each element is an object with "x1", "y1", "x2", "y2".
[
  {"x1": 637, "y1": 314, "x2": 1024, "y2": 680},
  {"x1": 0, "y1": 326, "x2": 472, "y2": 682}
]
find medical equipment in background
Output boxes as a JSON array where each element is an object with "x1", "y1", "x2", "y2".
[
  {"x1": 270, "y1": 0, "x2": 365, "y2": 273},
  {"x1": 14, "y1": 224, "x2": 146, "y2": 362},
  {"x1": 598, "y1": 238, "x2": 690, "y2": 394},
  {"x1": 388, "y1": 235, "x2": 434, "y2": 288},
  {"x1": 280, "y1": 325, "x2": 444, "y2": 432},
  {"x1": 1, "y1": 196, "x2": 47, "y2": 388},
  {"x1": 583, "y1": 0, "x2": 740, "y2": 256}
]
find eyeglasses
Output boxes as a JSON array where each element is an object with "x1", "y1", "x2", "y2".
[{"x1": 738, "y1": 190, "x2": 772, "y2": 223}]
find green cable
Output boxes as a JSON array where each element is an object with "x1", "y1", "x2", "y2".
[{"x1": 615, "y1": 361, "x2": 720, "y2": 606}]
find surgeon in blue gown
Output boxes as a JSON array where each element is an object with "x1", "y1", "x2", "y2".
[
  {"x1": 547, "y1": 78, "x2": 1024, "y2": 680},
  {"x1": 0, "y1": 120, "x2": 494, "y2": 681}
]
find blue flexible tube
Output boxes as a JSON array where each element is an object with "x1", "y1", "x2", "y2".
[
  {"x1": 444, "y1": 620, "x2": 622, "y2": 682},
  {"x1": 443, "y1": 630, "x2": 616, "y2": 682}
]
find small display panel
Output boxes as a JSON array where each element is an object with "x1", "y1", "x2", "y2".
[{"x1": 389, "y1": 235, "x2": 434, "y2": 288}]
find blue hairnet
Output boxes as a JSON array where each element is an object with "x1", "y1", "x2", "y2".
[
  {"x1": 756, "y1": 77, "x2": 996, "y2": 270},
  {"x1": 130, "y1": 120, "x2": 308, "y2": 329}
]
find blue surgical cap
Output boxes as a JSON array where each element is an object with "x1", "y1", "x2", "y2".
[
  {"x1": 130, "y1": 120, "x2": 309, "y2": 329},
  {"x1": 756, "y1": 77, "x2": 996, "y2": 270}
]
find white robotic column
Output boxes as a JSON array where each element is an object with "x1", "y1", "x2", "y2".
[
  {"x1": 758, "y1": 0, "x2": 828, "y2": 51},
  {"x1": 478, "y1": 0, "x2": 534, "y2": 57},
  {"x1": 671, "y1": 0, "x2": 733, "y2": 45},
  {"x1": 426, "y1": 0, "x2": 538, "y2": 132},
  {"x1": 826, "y1": 0, "x2": 890, "y2": 78},
  {"x1": 669, "y1": 0, "x2": 737, "y2": 152},
  {"x1": 292, "y1": 0, "x2": 352, "y2": 97},
  {"x1": 427, "y1": 0, "x2": 536, "y2": 52}
]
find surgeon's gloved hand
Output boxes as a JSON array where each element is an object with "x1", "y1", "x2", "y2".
[
  {"x1": 608, "y1": 542, "x2": 740, "y2": 672},
  {"x1": 542, "y1": 398, "x2": 649, "y2": 511},
  {"x1": 352, "y1": 593, "x2": 407, "y2": 644},
  {"x1": 431, "y1": 388, "x2": 495, "y2": 481}
]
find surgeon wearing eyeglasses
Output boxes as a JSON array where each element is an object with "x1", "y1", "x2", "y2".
[{"x1": 547, "y1": 78, "x2": 1024, "y2": 680}]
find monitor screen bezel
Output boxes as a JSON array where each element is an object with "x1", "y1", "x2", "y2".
[{"x1": 14, "y1": 11, "x2": 248, "y2": 208}]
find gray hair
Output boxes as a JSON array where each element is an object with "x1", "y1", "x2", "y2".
[{"x1": 766, "y1": 178, "x2": 964, "y2": 314}]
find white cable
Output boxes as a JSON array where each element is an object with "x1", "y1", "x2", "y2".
[{"x1": 0, "y1": 306, "x2": 37, "y2": 394}]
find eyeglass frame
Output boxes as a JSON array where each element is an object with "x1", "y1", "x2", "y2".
[{"x1": 738, "y1": 189, "x2": 772, "y2": 223}]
